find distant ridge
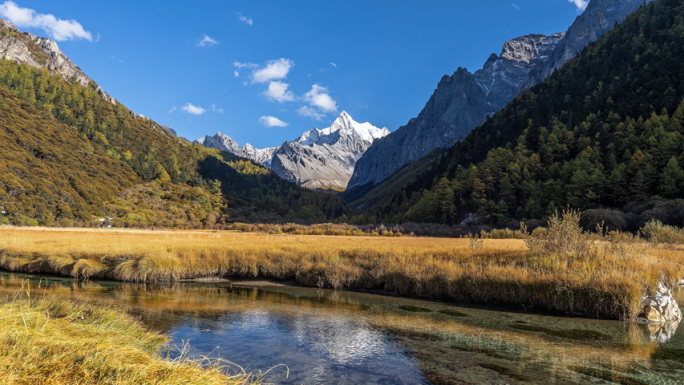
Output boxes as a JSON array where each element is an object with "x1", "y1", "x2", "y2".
[{"x1": 196, "y1": 111, "x2": 390, "y2": 190}]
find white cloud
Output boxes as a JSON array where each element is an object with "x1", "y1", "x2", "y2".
[
  {"x1": 297, "y1": 106, "x2": 326, "y2": 121},
  {"x1": 233, "y1": 61, "x2": 258, "y2": 69},
  {"x1": 0, "y1": 1, "x2": 92, "y2": 41},
  {"x1": 303, "y1": 84, "x2": 337, "y2": 112},
  {"x1": 168, "y1": 105, "x2": 177, "y2": 113},
  {"x1": 197, "y1": 35, "x2": 218, "y2": 47},
  {"x1": 211, "y1": 104, "x2": 224, "y2": 114},
  {"x1": 234, "y1": 70, "x2": 240, "y2": 78},
  {"x1": 252, "y1": 58, "x2": 293, "y2": 83},
  {"x1": 264, "y1": 81, "x2": 295, "y2": 103},
  {"x1": 237, "y1": 12, "x2": 253, "y2": 26},
  {"x1": 330, "y1": 62, "x2": 337, "y2": 68},
  {"x1": 259, "y1": 116, "x2": 288, "y2": 127},
  {"x1": 181, "y1": 103, "x2": 205, "y2": 115},
  {"x1": 568, "y1": 0, "x2": 588, "y2": 11},
  {"x1": 511, "y1": 3, "x2": 520, "y2": 11}
]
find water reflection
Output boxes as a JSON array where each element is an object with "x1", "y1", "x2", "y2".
[
  {"x1": 172, "y1": 311, "x2": 424, "y2": 384},
  {"x1": 649, "y1": 321, "x2": 680, "y2": 344},
  {"x1": 1, "y1": 272, "x2": 684, "y2": 384}
]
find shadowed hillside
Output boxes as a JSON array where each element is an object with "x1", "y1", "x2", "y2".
[{"x1": 370, "y1": 0, "x2": 684, "y2": 227}]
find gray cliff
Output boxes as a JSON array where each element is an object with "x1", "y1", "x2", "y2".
[
  {"x1": 347, "y1": 0, "x2": 654, "y2": 190},
  {"x1": 0, "y1": 19, "x2": 115, "y2": 104}
]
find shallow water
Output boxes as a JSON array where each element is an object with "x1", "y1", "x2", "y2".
[{"x1": 1, "y1": 272, "x2": 684, "y2": 384}]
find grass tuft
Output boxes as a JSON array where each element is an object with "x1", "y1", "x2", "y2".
[{"x1": 0, "y1": 286, "x2": 260, "y2": 384}]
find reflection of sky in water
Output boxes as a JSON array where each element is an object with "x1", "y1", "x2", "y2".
[
  {"x1": 171, "y1": 310, "x2": 426, "y2": 385},
  {"x1": 4, "y1": 272, "x2": 684, "y2": 384}
]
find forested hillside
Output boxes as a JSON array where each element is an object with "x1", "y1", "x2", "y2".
[
  {"x1": 0, "y1": 86, "x2": 139, "y2": 226},
  {"x1": 0, "y1": 59, "x2": 349, "y2": 226},
  {"x1": 374, "y1": 0, "x2": 684, "y2": 228}
]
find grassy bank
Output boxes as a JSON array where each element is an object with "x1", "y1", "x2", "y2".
[
  {"x1": 0, "y1": 212, "x2": 682, "y2": 320},
  {"x1": 0, "y1": 288, "x2": 257, "y2": 384}
]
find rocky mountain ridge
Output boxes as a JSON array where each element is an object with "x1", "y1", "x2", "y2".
[
  {"x1": 196, "y1": 133, "x2": 277, "y2": 167},
  {"x1": 0, "y1": 19, "x2": 115, "y2": 104},
  {"x1": 196, "y1": 111, "x2": 389, "y2": 190},
  {"x1": 347, "y1": 0, "x2": 655, "y2": 191}
]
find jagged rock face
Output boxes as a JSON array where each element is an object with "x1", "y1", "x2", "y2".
[
  {"x1": 271, "y1": 113, "x2": 388, "y2": 190},
  {"x1": 162, "y1": 125, "x2": 178, "y2": 137},
  {"x1": 195, "y1": 111, "x2": 389, "y2": 190},
  {"x1": 348, "y1": 0, "x2": 655, "y2": 190},
  {"x1": 196, "y1": 133, "x2": 277, "y2": 167},
  {"x1": 533, "y1": 0, "x2": 652, "y2": 83},
  {"x1": 0, "y1": 19, "x2": 115, "y2": 104}
]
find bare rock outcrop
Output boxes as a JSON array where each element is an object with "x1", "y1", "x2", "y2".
[{"x1": 0, "y1": 19, "x2": 115, "y2": 104}]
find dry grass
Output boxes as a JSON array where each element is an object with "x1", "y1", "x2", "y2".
[
  {"x1": 0, "y1": 214, "x2": 683, "y2": 320},
  {"x1": 0, "y1": 284, "x2": 259, "y2": 385},
  {"x1": 0, "y1": 276, "x2": 661, "y2": 385}
]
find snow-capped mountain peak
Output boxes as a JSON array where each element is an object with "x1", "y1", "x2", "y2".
[
  {"x1": 195, "y1": 111, "x2": 390, "y2": 190},
  {"x1": 296, "y1": 111, "x2": 389, "y2": 146}
]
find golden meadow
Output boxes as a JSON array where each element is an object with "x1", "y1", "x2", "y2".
[
  {"x1": 1, "y1": 211, "x2": 683, "y2": 320},
  {"x1": 0, "y1": 290, "x2": 260, "y2": 385}
]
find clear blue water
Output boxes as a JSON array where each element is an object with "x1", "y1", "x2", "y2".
[{"x1": 2, "y1": 272, "x2": 684, "y2": 384}]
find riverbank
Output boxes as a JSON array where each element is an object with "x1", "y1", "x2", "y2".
[
  {"x1": 3, "y1": 272, "x2": 678, "y2": 385},
  {"x1": 0, "y1": 212, "x2": 682, "y2": 320},
  {"x1": 0, "y1": 288, "x2": 258, "y2": 384}
]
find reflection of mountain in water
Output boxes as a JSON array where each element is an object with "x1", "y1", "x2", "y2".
[
  {"x1": 292, "y1": 317, "x2": 389, "y2": 365},
  {"x1": 173, "y1": 310, "x2": 425, "y2": 385},
  {"x1": 2, "y1": 272, "x2": 684, "y2": 384}
]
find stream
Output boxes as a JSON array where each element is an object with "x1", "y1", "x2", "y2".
[{"x1": 1, "y1": 271, "x2": 683, "y2": 384}]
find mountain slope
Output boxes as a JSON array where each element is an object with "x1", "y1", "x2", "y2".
[
  {"x1": 347, "y1": 0, "x2": 656, "y2": 194},
  {"x1": 0, "y1": 21, "x2": 350, "y2": 225},
  {"x1": 0, "y1": 20, "x2": 115, "y2": 104},
  {"x1": 197, "y1": 112, "x2": 389, "y2": 190},
  {"x1": 0, "y1": 86, "x2": 139, "y2": 226},
  {"x1": 376, "y1": 0, "x2": 684, "y2": 225}
]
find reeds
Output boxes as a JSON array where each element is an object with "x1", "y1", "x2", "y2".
[
  {"x1": 0, "y1": 285, "x2": 259, "y2": 384},
  {"x1": 0, "y1": 217, "x2": 682, "y2": 320}
]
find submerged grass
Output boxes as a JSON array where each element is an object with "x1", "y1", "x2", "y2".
[
  {"x1": 509, "y1": 323, "x2": 612, "y2": 341},
  {"x1": 0, "y1": 286, "x2": 258, "y2": 384},
  {"x1": 479, "y1": 363, "x2": 530, "y2": 382},
  {"x1": 568, "y1": 365, "x2": 649, "y2": 385},
  {"x1": 0, "y1": 210, "x2": 683, "y2": 320}
]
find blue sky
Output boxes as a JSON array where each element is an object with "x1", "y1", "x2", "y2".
[{"x1": 1, "y1": 1, "x2": 587, "y2": 148}]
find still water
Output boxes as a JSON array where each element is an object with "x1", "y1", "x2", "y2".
[{"x1": 1, "y1": 271, "x2": 683, "y2": 384}]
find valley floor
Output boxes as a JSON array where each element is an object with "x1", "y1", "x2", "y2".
[{"x1": 0, "y1": 224, "x2": 682, "y2": 320}]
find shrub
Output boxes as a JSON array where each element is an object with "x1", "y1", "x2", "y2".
[
  {"x1": 525, "y1": 210, "x2": 591, "y2": 256},
  {"x1": 641, "y1": 220, "x2": 684, "y2": 245},
  {"x1": 580, "y1": 209, "x2": 628, "y2": 232}
]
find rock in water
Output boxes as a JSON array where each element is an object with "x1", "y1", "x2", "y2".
[{"x1": 640, "y1": 282, "x2": 683, "y2": 323}]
